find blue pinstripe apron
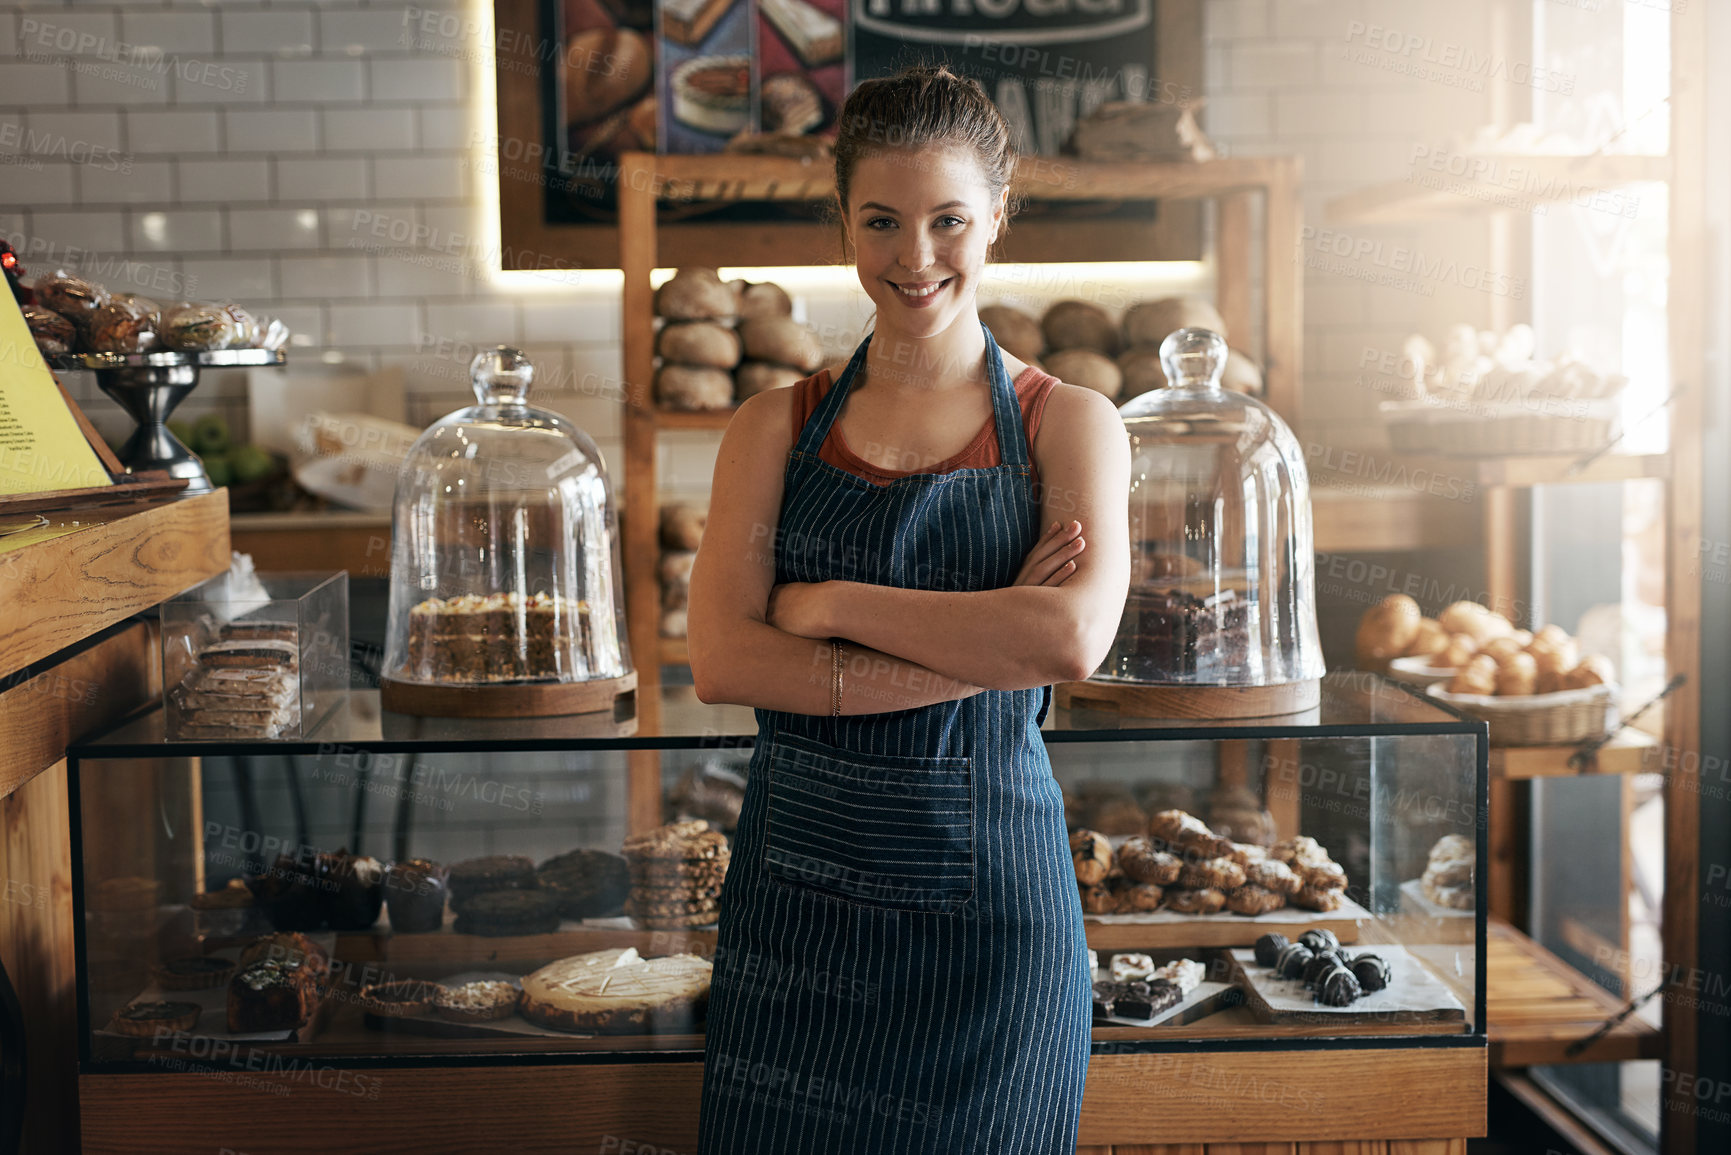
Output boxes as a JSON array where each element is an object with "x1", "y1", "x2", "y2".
[{"x1": 698, "y1": 325, "x2": 1091, "y2": 1154}]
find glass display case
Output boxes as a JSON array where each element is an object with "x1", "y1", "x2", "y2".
[
  {"x1": 379, "y1": 346, "x2": 634, "y2": 719},
  {"x1": 1089, "y1": 328, "x2": 1325, "y2": 717},
  {"x1": 67, "y1": 674, "x2": 1484, "y2": 1150}
]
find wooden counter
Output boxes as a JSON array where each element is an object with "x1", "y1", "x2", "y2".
[
  {"x1": 80, "y1": 1044, "x2": 1482, "y2": 1153},
  {"x1": 0, "y1": 491, "x2": 229, "y2": 1155}
]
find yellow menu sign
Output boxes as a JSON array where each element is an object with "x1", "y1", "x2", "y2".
[{"x1": 0, "y1": 291, "x2": 112, "y2": 495}]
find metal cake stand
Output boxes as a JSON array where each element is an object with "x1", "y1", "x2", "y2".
[{"x1": 48, "y1": 348, "x2": 288, "y2": 496}]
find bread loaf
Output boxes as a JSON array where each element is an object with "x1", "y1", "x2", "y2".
[
  {"x1": 656, "y1": 268, "x2": 736, "y2": 321},
  {"x1": 738, "y1": 317, "x2": 823, "y2": 372},
  {"x1": 656, "y1": 321, "x2": 741, "y2": 368},
  {"x1": 655, "y1": 364, "x2": 734, "y2": 410},
  {"x1": 1041, "y1": 300, "x2": 1119, "y2": 356},
  {"x1": 980, "y1": 304, "x2": 1043, "y2": 362},
  {"x1": 1043, "y1": 349, "x2": 1121, "y2": 399},
  {"x1": 1123, "y1": 297, "x2": 1227, "y2": 348},
  {"x1": 1116, "y1": 345, "x2": 1165, "y2": 399},
  {"x1": 736, "y1": 361, "x2": 804, "y2": 399}
]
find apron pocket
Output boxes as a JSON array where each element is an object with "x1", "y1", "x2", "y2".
[{"x1": 763, "y1": 734, "x2": 973, "y2": 914}]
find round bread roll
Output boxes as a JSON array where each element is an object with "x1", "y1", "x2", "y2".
[
  {"x1": 656, "y1": 268, "x2": 736, "y2": 321},
  {"x1": 1532, "y1": 648, "x2": 1571, "y2": 694},
  {"x1": 1561, "y1": 655, "x2": 1616, "y2": 689},
  {"x1": 736, "y1": 361, "x2": 804, "y2": 399},
  {"x1": 1448, "y1": 654, "x2": 1498, "y2": 696},
  {"x1": 1494, "y1": 651, "x2": 1538, "y2": 696},
  {"x1": 656, "y1": 321, "x2": 741, "y2": 369},
  {"x1": 1041, "y1": 300, "x2": 1119, "y2": 356},
  {"x1": 1511, "y1": 629, "x2": 1534, "y2": 647},
  {"x1": 1403, "y1": 618, "x2": 1449, "y2": 659},
  {"x1": 1480, "y1": 636, "x2": 1525, "y2": 664},
  {"x1": 654, "y1": 364, "x2": 734, "y2": 410},
  {"x1": 1221, "y1": 348, "x2": 1262, "y2": 394},
  {"x1": 733, "y1": 281, "x2": 793, "y2": 321},
  {"x1": 564, "y1": 28, "x2": 651, "y2": 126},
  {"x1": 1439, "y1": 633, "x2": 1478, "y2": 668},
  {"x1": 1535, "y1": 624, "x2": 1571, "y2": 649},
  {"x1": 738, "y1": 317, "x2": 824, "y2": 373},
  {"x1": 980, "y1": 304, "x2": 1044, "y2": 362},
  {"x1": 1123, "y1": 297, "x2": 1228, "y2": 348},
  {"x1": 659, "y1": 503, "x2": 707, "y2": 551},
  {"x1": 1438, "y1": 600, "x2": 1512, "y2": 643},
  {"x1": 1115, "y1": 345, "x2": 1165, "y2": 400},
  {"x1": 1043, "y1": 349, "x2": 1121, "y2": 399},
  {"x1": 1355, "y1": 595, "x2": 1422, "y2": 664}
]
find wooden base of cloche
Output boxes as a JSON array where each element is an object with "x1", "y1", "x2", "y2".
[
  {"x1": 1054, "y1": 678, "x2": 1321, "y2": 720},
  {"x1": 380, "y1": 669, "x2": 638, "y2": 719}
]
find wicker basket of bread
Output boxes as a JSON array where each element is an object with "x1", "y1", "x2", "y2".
[{"x1": 1356, "y1": 595, "x2": 1618, "y2": 747}]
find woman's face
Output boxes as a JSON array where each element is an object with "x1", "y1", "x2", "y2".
[{"x1": 844, "y1": 145, "x2": 1006, "y2": 341}]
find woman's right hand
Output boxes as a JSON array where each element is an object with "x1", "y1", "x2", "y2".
[{"x1": 1014, "y1": 520, "x2": 1086, "y2": 587}]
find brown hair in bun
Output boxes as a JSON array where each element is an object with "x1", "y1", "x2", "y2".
[{"x1": 833, "y1": 64, "x2": 1018, "y2": 225}]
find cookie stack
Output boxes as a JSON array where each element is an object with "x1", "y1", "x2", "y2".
[
  {"x1": 622, "y1": 820, "x2": 729, "y2": 929},
  {"x1": 536, "y1": 848, "x2": 631, "y2": 919},
  {"x1": 448, "y1": 854, "x2": 560, "y2": 937},
  {"x1": 172, "y1": 621, "x2": 301, "y2": 738}
]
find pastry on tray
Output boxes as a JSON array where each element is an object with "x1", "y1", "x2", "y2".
[
  {"x1": 518, "y1": 947, "x2": 711, "y2": 1035},
  {"x1": 434, "y1": 980, "x2": 520, "y2": 1023}
]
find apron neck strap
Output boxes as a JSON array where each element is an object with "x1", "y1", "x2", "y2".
[{"x1": 791, "y1": 321, "x2": 1031, "y2": 470}]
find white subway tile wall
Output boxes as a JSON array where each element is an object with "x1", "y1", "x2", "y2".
[{"x1": 0, "y1": 0, "x2": 1499, "y2": 485}]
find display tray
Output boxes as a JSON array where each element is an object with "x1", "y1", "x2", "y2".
[
  {"x1": 47, "y1": 349, "x2": 287, "y2": 370},
  {"x1": 1227, "y1": 946, "x2": 1467, "y2": 1032},
  {"x1": 331, "y1": 913, "x2": 718, "y2": 967},
  {"x1": 1082, "y1": 894, "x2": 1369, "y2": 951},
  {"x1": 91, "y1": 933, "x2": 339, "y2": 1060},
  {"x1": 1093, "y1": 980, "x2": 1238, "y2": 1030},
  {"x1": 357, "y1": 969, "x2": 703, "y2": 1043}
]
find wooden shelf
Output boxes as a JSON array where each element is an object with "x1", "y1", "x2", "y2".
[
  {"x1": 645, "y1": 152, "x2": 1302, "y2": 205},
  {"x1": 1327, "y1": 153, "x2": 1671, "y2": 225},
  {"x1": 0, "y1": 491, "x2": 230, "y2": 680},
  {"x1": 1470, "y1": 452, "x2": 1670, "y2": 488},
  {"x1": 1491, "y1": 731, "x2": 1659, "y2": 780},
  {"x1": 1482, "y1": 918, "x2": 1661, "y2": 1067}
]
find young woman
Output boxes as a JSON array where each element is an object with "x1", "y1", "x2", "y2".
[{"x1": 687, "y1": 65, "x2": 1131, "y2": 1154}]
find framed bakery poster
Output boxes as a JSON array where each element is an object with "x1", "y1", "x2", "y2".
[{"x1": 490, "y1": 0, "x2": 1201, "y2": 270}]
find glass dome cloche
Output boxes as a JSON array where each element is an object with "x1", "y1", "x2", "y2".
[
  {"x1": 1076, "y1": 327, "x2": 1324, "y2": 718},
  {"x1": 379, "y1": 347, "x2": 635, "y2": 719}
]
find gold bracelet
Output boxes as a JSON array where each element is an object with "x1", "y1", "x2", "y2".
[{"x1": 830, "y1": 639, "x2": 844, "y2": 717}]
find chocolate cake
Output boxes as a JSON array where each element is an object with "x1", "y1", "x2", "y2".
[
  {"x1": 401, "y1": 592, "x2": 605, "y2": 683},
  {"x1": 1103, "y1": 586, "x2": 1252, "y2": 682}
]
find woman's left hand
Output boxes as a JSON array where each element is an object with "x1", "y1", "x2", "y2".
[{"x1": 766, "y1": 581, "x2": 833, "y2": 639}]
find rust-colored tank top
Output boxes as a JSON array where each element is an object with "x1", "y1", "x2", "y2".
[{"x1": 790, "y1": 366, "x2": 1060, "y2": 486}]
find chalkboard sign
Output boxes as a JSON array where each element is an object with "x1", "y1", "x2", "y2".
[{"x1": 850, "y1": 0, "x2": 1188, "y2": 156}]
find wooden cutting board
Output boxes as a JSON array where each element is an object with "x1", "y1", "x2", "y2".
[{"x1": 1227, "y1": 946, "x2": 1467, "y2": 1028}]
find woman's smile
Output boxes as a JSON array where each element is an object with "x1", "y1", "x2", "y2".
[{"x1": 889, "y1": 276, "x2": 954, "y2": 306}]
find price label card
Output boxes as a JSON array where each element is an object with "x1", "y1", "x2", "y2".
[{"x1": 0, "y1": 293, "x2": 112, "y2": 495}]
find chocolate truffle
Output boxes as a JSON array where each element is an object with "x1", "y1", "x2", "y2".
[
  {"x1": 1297, "y1": 928, "x2": 1339, "y2": 954},
  {"x1": 1253, "y1": 932, "x2": 1289, "y2": 969},
  {"x1": 1275, "y1": 943, "x2": 1314, "y2": 980},
  {"x1": 1351, "y1": 954, "x2": 1392, "y2": 993},
  {"x1": 1302, "y1": 949, "x2": 1345, "y2": 988},
  {"x1": 1318, "y1": 965, "x2": 1363, "y2": 1006}
]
